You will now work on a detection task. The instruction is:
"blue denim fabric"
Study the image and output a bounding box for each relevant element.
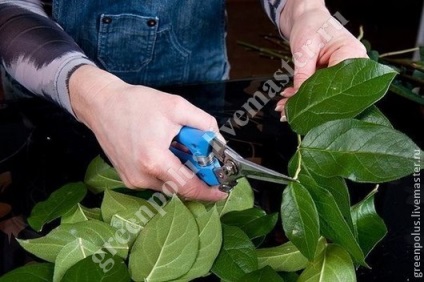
[52,0,229,87]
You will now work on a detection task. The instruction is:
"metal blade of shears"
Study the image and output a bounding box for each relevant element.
[210,137,296,189]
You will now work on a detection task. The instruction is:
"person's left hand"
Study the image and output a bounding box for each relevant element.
[274,0,368,121]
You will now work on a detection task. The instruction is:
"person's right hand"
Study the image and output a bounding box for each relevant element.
[69,65,228,202]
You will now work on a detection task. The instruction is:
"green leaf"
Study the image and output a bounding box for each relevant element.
[286,58,397,135]
[351,188,387,257]
[101,189,157,224]
[109,212,143,248]
[84,155,125,194]
[368,50,380,62]
[185,201,208,217]
[61,204,101,224]
[288,154,355,234]
[281,182,320,260]
[237,266,284,282]
[0,263,54,282]
[17,219,129,262]
[176,205,222,281]
[62,253,130,282]
[298,244,356,282]
[356,105,393,127]
[213,177,254,216]
[27,182,87,232]
[300,119,423,183]
[278,272,299,282]
[211,225,258,281]
[221,207,278,240]
[53,238,101,282]
[256,241,308,272]
[128,196,199,282]
[296,172,366,266]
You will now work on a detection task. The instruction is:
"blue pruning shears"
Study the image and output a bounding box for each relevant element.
[170,126,295,192]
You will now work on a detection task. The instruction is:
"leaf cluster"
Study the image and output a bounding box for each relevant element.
[1,58,423,282]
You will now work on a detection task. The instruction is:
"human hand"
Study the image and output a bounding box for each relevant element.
[275,0,368,120]
[69,65,227,201]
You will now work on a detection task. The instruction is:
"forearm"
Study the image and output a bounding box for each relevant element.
[0,0,95,115]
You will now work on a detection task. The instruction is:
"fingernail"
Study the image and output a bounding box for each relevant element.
[275,105,284,112]
[280,115,287,122]
[280,89,288,97]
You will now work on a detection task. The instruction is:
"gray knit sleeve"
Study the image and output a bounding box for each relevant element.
[0,0,96,115]
[259,0,287,38]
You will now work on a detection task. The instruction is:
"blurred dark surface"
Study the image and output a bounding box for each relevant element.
[0,77,423,281]
[226,0,423,79]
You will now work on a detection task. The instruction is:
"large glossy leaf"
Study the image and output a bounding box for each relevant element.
[185,201,208,217]
[281,182,320,260]
[211,225,258,281]
[128,196,199,282]
[53,238,100,282]
[298,244,356,282]
[0,263,53,282]
[84,155,125,193]
[237,266,283,282]
[176,205,222,281]
[286,58,397,134]
[288,153,354,234]
[300,119,424,183]
[109,212,143,248]
[61,204,101,224]
[62,253,130,282]
[355,105,393,127]
[101,189,157,223]
[27,182,87,232]
[17,219,129,262]
[221,207,278,240]
[213,177,254,216]
[296,172,366,266]
[256,241,308,272]
[351,188,387,257]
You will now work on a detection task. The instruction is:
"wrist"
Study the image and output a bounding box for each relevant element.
[280,0,328,39]
[68,65,123,128]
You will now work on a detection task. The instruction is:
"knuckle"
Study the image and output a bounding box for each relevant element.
[181,185,202,200]
[142,160,163,178]
[171,95,188,110]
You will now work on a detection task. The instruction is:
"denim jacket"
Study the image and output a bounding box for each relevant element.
[52,0,229,87]
[0,0,285,114]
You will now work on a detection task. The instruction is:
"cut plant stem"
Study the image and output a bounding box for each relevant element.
[389,84,424,105]
[237,41,291,60]
[379,47,419,58]
[293,134,302,180]
[380,58,424,72]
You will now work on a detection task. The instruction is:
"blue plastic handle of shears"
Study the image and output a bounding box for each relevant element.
[170,126,221,186]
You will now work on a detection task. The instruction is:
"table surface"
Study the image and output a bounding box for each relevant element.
[0,78,423,281]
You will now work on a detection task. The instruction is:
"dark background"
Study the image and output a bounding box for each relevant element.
[226,0,423,78]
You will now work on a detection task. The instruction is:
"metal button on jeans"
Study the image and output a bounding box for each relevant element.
[102,16,112,24]
[147,19,157,27]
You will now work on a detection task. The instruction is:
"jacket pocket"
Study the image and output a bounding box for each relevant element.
[97,13,156,72]
[145,26,191,85]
